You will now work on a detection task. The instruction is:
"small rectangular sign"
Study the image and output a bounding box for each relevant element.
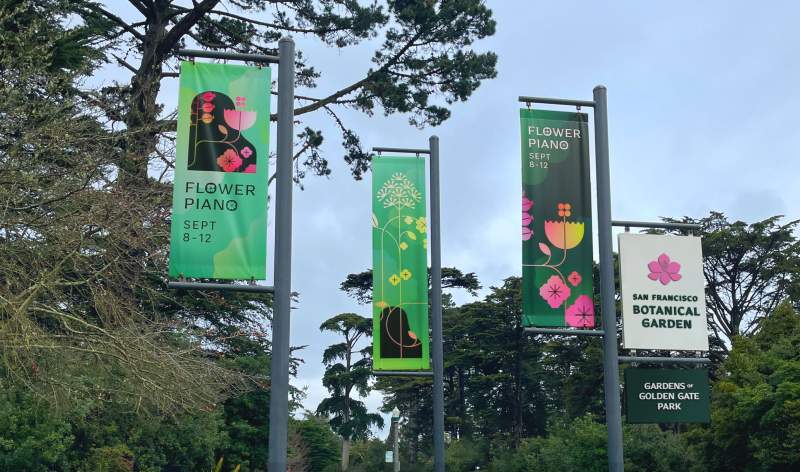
[625,368,710,423]
[385,451,394,463]
[169,61,270,280]
[372,156,430,371]
[520,109,594,328]
[619,233,709,351]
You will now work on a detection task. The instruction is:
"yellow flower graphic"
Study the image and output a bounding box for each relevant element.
[400,269,412,281]
[375,300,388,309]
[389,274,401,286]
[404,216,414,225]
[416,217,427,233]
[399,242,408,250]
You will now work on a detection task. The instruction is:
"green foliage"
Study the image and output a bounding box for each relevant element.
[690,301,800,471]
[444,437,489,472]
[347,439,389,472]
[292,415,341,472]
[0,387,73,471]
[488,416,701,472]
[84,444,134,472]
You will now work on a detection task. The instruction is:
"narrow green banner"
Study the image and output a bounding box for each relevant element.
[372,156,429,371]
[169,61,270,280]
[521,109,594,327]
[624,368,710,423]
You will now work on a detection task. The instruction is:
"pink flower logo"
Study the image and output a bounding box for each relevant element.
[539,275,571,309]
[565,295,595,328]
[201,91,216,102]
[567,271,582,287]
[240,146,253,158]
[647,253,682,285]
[522,226,532,241]
[243,164,256,174]
[217,149,242,172]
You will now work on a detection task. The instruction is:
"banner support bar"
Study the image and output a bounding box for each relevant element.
[525,327,606,337]
[518,96,595,108]
[372,146,431,155]
[168,281,274,293]
[177,48,280,64]
[619,356,711,365]
[612,220,702,231]
[267,36,295,472]
[373,371,434,377]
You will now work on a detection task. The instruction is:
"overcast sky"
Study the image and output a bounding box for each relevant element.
[94,1,800,436]
[283,0,800,434]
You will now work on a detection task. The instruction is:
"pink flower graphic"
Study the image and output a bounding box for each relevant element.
[202,102,215,113]
[217,149,242,172]
[243,164,256,174]
[224,109,257,131]
[522,193,533,211]
[522,226,532,241]
[568,271,582,287]
[522,212,532,226]
[201,91,216,102]
[522,192,533,240]
[648,253,682,285]
[240,146,253,158]
[539,275,571,309]
[565,295,595,328]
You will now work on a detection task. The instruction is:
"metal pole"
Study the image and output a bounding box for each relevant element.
[594,85,624,471]
[393,419,400,472]
[429,136,445,472]
[268,36,294,472]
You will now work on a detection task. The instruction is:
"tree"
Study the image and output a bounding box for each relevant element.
[690,301,800,471]
[317,313,383,471]
[339,267,480,463]
[292,414,342,472]
[73,0,497,185]
[664,213,800,347]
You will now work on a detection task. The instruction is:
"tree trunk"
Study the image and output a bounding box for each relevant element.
[341,438,351,471]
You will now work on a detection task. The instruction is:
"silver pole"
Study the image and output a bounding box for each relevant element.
[268,36,295,472]
[594,85,624,471]
[429,136,445,472]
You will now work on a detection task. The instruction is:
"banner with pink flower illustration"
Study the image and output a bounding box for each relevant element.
[169,61,270,279]
[520,109,594,327]
[372,156,429,371]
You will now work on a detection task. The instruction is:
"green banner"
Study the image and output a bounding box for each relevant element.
[372,156,429,371]
[521,109,594,327]
[169,61,270,280]
[624,368,710,423]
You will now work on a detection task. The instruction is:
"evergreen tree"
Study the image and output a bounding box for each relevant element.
[317,313,383,470]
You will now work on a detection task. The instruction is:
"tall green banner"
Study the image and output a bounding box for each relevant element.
[169,61,270,280]
[372,156,429,370]
[521,109,594,327]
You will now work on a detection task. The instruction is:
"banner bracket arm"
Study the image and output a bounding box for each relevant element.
[524,328,606,337]
[518,96,595,107]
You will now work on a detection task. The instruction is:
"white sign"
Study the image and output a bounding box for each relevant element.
[385,451,394,463]
[619,234,709,351]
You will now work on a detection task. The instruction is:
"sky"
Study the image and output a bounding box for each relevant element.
[92,1,800,436]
